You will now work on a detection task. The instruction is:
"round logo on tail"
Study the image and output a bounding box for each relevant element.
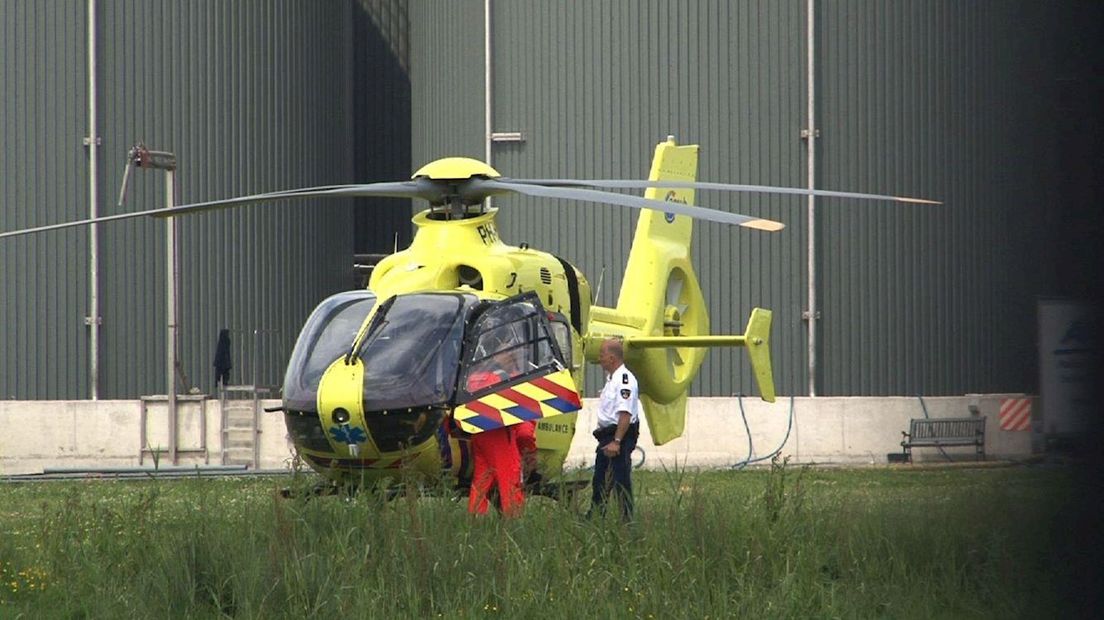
[664,190,683,223]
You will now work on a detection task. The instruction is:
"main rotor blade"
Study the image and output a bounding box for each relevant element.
[474,179,785,231]
[0,180,433,240]
[0,210,159,239]
[149,180,434,218]
[505,178,941,205]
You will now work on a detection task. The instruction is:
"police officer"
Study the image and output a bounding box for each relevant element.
[589,338,640,521]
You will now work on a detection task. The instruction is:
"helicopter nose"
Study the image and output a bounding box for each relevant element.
[318,358,371,458]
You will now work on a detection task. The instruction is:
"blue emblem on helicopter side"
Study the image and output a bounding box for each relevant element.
[329,425,367,444]
[664,190,686,223]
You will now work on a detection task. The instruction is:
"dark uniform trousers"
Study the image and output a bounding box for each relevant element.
[590,422,640,521]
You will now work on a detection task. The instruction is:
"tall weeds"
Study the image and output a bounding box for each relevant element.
[0,466,1077,618]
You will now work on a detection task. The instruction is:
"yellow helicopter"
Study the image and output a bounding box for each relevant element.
[280,138,782,492]
[1,136,934,493]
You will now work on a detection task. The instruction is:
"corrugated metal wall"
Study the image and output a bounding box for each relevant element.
[409,0,485,161]
[816,2,1056,395]
[0,2,91,399]
[408,0,1081,397]
[5,1,1094,400]
[1,0,411,399]
[351,0,414,254]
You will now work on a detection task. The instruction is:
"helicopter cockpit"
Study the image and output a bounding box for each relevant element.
[282,289,570,456]
[458,297,565,400]
[283,289,378,413]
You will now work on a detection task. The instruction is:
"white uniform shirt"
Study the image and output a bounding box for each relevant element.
[596,363,640,429]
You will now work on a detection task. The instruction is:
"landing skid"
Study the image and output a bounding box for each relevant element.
[279,479,358,499]
[279,476,591,504]
[526,478,591,501]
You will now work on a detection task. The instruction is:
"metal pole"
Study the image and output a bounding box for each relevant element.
[484,0,492,167]
[805,0,818,397]
[252,328,260,469]
[166,169,178,464]
[484,0,493,209]
[86,0,100,400]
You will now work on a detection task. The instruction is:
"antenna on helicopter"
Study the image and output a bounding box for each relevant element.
[593,266,606,304]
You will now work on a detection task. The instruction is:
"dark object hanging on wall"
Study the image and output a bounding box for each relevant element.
[213,329,232,387]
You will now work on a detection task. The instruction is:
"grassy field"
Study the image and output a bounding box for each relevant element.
[0,461,1092,618]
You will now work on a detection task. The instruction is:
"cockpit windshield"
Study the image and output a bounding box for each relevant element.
[283,290,377,411]
[459,292,568,400]
[357,292,477,411]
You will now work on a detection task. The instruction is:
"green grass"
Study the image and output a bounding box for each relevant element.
[0,462,1086,618]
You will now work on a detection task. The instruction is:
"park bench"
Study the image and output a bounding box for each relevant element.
[900,417,986,462]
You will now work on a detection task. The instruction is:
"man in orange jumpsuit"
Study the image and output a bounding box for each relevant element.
[466,346,530,517]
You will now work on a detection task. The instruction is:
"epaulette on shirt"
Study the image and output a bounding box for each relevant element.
[621,372,629,384]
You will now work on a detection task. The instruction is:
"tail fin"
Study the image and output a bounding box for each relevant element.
[588,137,775,445]
[588,137,708,444]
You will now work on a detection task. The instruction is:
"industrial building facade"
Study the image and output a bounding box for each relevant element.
[2,1,1100,400]
[1,1,412,399]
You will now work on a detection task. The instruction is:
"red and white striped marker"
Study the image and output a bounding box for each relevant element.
[999,398,1032,431]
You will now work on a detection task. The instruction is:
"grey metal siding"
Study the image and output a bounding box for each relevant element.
[5,1,1095,400]
[352,0,415,254]
[409,0,485,164]
[816,1,1056,395]
[0,1,90,399]
[409,0,1088,397]
[1,0,411,399]
[411,0,809,397]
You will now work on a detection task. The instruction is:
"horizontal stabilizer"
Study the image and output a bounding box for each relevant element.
[623,307,775,403]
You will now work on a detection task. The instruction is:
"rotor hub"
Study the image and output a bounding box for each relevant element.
[412,157,501,181]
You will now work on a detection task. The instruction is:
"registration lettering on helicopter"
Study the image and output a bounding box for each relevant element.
[477,222,499,245]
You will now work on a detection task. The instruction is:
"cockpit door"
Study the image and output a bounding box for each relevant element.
[453,292,582,434]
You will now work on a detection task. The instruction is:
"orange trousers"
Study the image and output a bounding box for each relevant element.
[468,425,524,516]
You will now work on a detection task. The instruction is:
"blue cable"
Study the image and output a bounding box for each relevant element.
[732,395,795,469]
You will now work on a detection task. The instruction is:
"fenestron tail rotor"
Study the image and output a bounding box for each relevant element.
[664,272,689,369]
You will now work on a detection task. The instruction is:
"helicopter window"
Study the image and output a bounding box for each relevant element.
[460,295,567,399]
[362,407,448,454]
[284,410,334,452]
[357,292,476,412]
[283,290,377,411]
[548,316,572,363]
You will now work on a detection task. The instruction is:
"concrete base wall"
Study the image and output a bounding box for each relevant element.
[0,395,1037,476]
[566,394,1036,470]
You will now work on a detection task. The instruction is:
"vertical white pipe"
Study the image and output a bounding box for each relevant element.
[166,170,177,464]
[484,0,492,166]
[483,0,493,211]
[87,0,99,399]
[806,0,817,397]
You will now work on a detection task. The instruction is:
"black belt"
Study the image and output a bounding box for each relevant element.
[593,421,639,442]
